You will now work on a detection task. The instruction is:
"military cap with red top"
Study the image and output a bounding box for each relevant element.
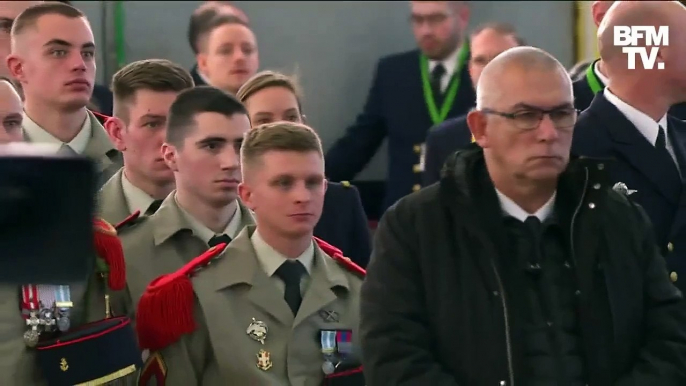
[136,237,365,352]
[33,217,142,385]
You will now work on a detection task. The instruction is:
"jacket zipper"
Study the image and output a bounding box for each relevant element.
[491,258,515,386]
[490,167,589,386]
[570,167,589,265]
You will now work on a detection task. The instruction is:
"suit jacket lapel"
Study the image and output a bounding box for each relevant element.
[666,117,686,234]
[667,116,686,180]
[590,93,681,204]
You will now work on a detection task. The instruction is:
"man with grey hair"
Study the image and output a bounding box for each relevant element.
[572,1,686,294]
[361,45,686,385]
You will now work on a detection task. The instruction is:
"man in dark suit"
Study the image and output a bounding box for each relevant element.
[325,1,475,215]
[187,1,249,88]
[573,1,686,118]
[572,0,686,292]
[423,22,524,186]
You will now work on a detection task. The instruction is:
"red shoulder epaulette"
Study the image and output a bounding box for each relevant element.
[90,110,111,126]
[93,218,126,290]
[313,237,366,277]
[114,210,141,231]
[136,243,229,352]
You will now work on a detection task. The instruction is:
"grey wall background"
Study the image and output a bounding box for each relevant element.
[73,1,575,181]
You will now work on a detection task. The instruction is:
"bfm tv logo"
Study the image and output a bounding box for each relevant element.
[614,26,668,70]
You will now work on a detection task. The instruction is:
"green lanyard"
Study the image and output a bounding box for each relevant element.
[420,41,470,125]
[586,60,604,95]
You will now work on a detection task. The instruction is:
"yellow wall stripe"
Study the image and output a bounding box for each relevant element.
[575,1,599,63]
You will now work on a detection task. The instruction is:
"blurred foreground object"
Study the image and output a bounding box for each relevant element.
[0,142,96,283]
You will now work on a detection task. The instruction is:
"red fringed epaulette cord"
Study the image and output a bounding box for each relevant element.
[115,210,141,231]
[136,243,228,352]
[91,111,111,125]
[93,218,126,291]
[313,237,366,276]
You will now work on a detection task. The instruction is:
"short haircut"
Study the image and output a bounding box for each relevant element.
[188,8,221,55]
[236,71,303,112]
[471,21,526,46]
[11,2,84,37]
[166,86,248,146]
[196,14,249,54]
[241,121,323,171]
[111,59,195,122]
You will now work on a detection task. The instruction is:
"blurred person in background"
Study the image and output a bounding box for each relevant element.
[187,1,249,87]
[0,1,39,79]
[237,70,372,267]
[423,21,524,186]
[7,2,122,187]
[192,14,257,94]
[0,77,24,143]
[325,1,474,218]
[100,59,195,225]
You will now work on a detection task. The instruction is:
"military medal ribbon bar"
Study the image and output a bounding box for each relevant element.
[320,330,337,375]
[21,285,41,347]
[54,285,72,332]
[336,330,353,358]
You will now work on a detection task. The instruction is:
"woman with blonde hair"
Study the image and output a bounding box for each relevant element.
[237,71,372,267]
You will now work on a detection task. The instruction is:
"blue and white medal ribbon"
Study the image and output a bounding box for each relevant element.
[54,285,72,332]
[320,330,337,375]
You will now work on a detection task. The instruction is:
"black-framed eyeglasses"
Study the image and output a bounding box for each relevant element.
[480,107,579,131]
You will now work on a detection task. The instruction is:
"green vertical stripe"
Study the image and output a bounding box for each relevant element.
[113,1,126,68]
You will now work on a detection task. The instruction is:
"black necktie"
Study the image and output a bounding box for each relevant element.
[145,199,163,216]
[431,63,446,104]
[274,260,307,315]
[208,234,231,247]
[524,216,543,275]
[656,126,667,150]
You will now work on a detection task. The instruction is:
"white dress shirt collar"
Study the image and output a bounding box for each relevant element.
[495,189,556,223]
[121,172,156,215]
[593,60,610,87]
[22,112,91,154]
[176,196,243,242]
[604,87,668,146]
[428,43,464,92]
[251,229,314,276]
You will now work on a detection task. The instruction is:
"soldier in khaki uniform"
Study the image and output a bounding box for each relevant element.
[6,3,121,188]
[99,59,195,225]
[136,122,365,386]
[117,86,255,311]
